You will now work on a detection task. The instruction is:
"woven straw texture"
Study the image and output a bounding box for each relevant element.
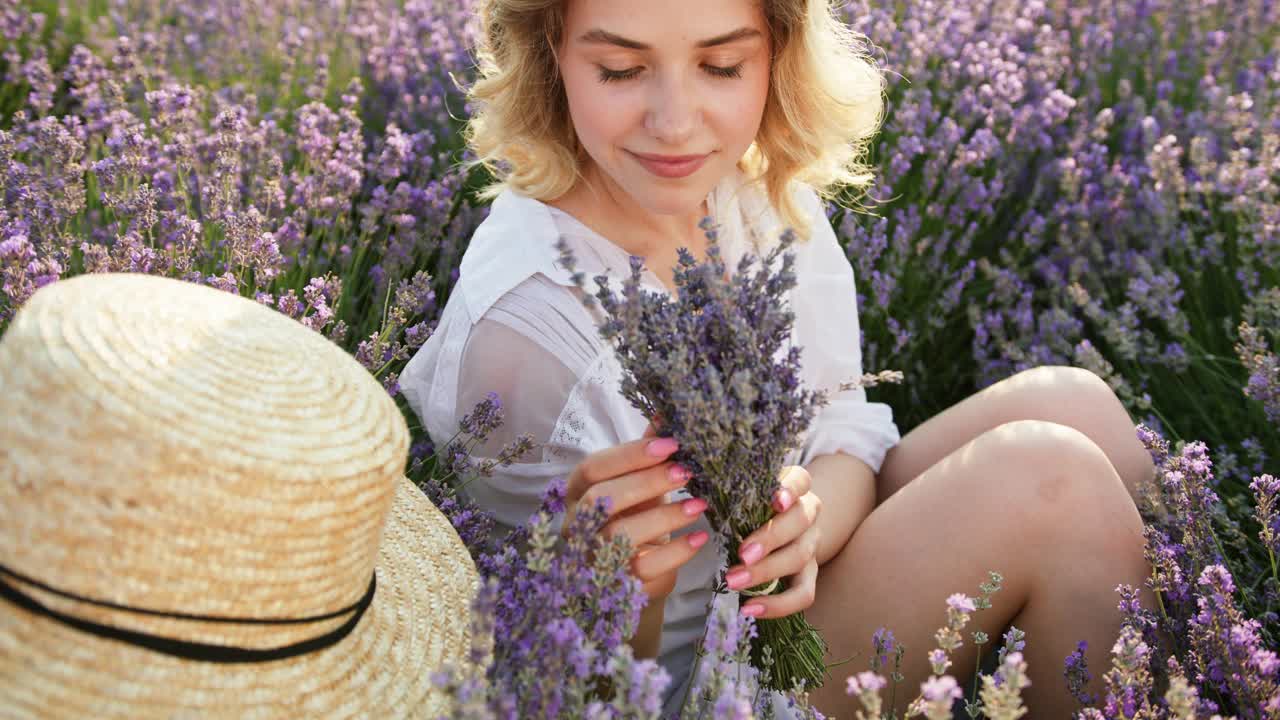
[0,273,478,718]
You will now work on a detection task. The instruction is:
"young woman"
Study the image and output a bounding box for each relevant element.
[401,0,1161,715]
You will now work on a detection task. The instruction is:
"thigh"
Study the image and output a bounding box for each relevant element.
[803,419,1139,717]
[875,365,1154,505]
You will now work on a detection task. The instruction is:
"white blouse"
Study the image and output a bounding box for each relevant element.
[400,166,900,714]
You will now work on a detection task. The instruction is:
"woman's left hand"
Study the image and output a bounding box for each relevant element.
[728,465,822,619]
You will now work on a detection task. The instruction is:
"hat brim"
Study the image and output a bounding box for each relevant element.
[0,476,478,719]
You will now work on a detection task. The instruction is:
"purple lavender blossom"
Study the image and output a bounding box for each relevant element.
[433,476,668,718]
[1187,565,1280,719]
[1064,640,1098,707]
[1237,321,1280,424]
[1250,475,1280,560]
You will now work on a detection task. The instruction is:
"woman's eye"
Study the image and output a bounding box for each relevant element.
[595,63,745,84]
[597,66,642,84]
[704,63,744,79]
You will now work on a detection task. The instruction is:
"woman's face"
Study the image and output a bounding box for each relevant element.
[555,0,771,216]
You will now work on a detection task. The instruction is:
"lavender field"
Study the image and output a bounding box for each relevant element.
[0,0,1276,717]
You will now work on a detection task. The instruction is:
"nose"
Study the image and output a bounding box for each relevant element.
[644,68,700,146]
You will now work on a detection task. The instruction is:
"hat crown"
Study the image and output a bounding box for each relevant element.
[0,273,408,647]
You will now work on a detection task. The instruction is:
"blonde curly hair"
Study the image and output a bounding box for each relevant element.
[460,0,885,240]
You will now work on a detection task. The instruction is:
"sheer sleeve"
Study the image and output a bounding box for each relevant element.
[444,274,612,529]
[455,317,581,464]
[791,191,901,473]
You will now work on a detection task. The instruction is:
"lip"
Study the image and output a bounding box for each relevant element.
[628,150,711,179]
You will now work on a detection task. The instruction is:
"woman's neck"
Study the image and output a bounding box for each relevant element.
[547,194,716,293]
[548,167,711,259]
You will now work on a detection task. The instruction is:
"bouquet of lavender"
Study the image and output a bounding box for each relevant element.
[421,394,827,719]
[558,218,835,693]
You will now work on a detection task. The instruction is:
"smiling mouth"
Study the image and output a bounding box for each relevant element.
[628,150,712,179]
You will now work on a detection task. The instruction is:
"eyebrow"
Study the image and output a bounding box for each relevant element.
[577,26,762,50]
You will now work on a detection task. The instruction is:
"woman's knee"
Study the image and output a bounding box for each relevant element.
[1005,365,1155,495]
[979,419,1145,546]
[1007,365,1120,415]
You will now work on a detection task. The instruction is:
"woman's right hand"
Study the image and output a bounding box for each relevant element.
[563,423,710,603]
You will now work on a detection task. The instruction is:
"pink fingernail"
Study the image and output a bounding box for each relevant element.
[668,464,691,484]
[740,542,764,565]
[687,531,709,549]
[646,437,679,457]
[726,569,750,589]
[682,498,708,516]
[775,489,794,512]
[740,603,764,618]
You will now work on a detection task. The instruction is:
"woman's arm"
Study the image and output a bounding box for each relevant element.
[805,451,878,566]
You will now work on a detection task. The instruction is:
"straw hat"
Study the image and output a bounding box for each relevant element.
[0,273,479,718]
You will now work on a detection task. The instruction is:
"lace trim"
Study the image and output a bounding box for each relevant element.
[546,350,615,462]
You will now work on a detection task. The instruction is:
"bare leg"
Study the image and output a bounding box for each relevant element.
[805,419,1156,717]
[876,366,1157,507]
